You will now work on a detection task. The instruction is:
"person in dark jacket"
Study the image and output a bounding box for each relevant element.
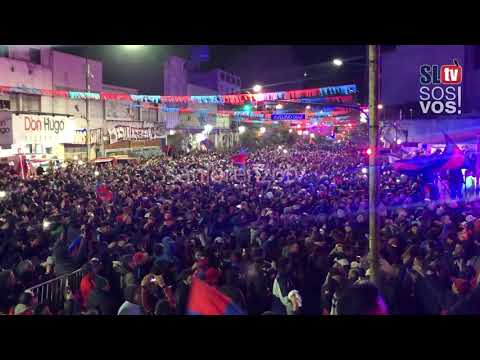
[337,282,389,315]
[245,261,271,315]
[87,276,115,315]
[175,269,192,315]
[0,270,17,315]
[219,267,246,311]
[447,282,480,314]
[271,257,296,315]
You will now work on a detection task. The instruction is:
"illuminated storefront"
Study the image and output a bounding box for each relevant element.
[0,112,87,160]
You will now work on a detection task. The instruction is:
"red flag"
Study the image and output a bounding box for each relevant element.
[230,153,248,166]
[187,277,244,315]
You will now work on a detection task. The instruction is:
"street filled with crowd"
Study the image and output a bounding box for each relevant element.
[1,139,480,315]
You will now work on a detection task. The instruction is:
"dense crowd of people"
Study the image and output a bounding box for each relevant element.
[1,139,480,315]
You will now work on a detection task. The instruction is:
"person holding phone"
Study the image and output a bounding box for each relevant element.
[140,273,175,315]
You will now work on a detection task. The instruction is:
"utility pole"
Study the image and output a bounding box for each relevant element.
[85,58,90,161]
[368,45,380,285]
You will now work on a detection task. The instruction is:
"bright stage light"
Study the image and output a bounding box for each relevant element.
[332,58,343,67]
[204,124,213,133]
[253,84,262,93]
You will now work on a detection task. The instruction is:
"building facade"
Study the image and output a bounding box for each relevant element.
[0,46,166,160]
[163,55,242,96]
[163,54,239,149]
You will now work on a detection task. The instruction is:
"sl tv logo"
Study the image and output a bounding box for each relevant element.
[420,59,462,85]
[442,60,462,84]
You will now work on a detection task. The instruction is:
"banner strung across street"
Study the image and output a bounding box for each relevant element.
[107,126,164,144]
[0,84,358,105]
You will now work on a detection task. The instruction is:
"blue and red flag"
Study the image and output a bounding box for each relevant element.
[437,133,465,171]
[67,236,82,256]
[187,277,245,315]
[392,133,464,175]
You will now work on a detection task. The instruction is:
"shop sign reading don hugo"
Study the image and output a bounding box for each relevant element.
[11,114,77,145]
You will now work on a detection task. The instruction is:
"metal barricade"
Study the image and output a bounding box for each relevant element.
[26,268,84,312]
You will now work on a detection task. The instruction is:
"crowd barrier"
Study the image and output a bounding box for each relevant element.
[26,268,84,311]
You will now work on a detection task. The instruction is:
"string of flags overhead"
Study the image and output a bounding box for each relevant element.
[0,84,357,105]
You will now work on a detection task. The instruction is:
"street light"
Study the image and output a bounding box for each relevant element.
[396,139,402,145]
[306,105,311,110]
[0,191,6,199]
[377,104,384,110]
[238,126,246,134]
[253,84,262,93]
[259,127,266,134]
[275,104,283,110]
[332,58,343,67]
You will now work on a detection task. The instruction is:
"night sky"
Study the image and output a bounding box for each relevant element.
[54,45,367,100]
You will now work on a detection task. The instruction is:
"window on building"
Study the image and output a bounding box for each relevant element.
[141,107,158,123]
[21,94,41,112]
[35,144,42,154]
[0,100,10,110]
[45,147,53,154]
[0,46,8,58]
[26,145,33,154]
[29,48,41,65]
